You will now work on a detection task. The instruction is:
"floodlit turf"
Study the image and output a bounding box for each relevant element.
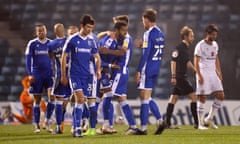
[0,124,240,144]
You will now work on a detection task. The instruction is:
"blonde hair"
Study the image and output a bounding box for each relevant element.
[54,23,65,36]
[180,26,193,40]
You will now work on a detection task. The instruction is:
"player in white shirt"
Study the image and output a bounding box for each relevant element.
[194,24,224,130]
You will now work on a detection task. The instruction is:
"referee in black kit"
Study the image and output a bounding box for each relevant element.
[165,26,199,129]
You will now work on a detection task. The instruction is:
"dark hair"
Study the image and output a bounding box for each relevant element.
[205,24,218,34]
[80,14,95,26]
[35,23,46,28]
[114,21,128,30]
[113,15,129,24]
[180,26,193,40]
[142,8,157,22]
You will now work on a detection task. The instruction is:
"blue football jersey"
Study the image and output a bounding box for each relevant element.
[25,38,52,76]
[99,35,117,68]
[63,33,98,78]
[89,33,99,75]
[137,26,165,76]
[115,33,133,74]
[48,37,67,78]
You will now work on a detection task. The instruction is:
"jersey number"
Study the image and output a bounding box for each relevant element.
[152,45,164,61]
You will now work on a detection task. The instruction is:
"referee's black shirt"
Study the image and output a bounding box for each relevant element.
[171,42,190,78]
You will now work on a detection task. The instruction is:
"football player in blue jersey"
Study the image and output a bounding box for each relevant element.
[97,25,118,134]
[25,24,54,133]
[66,25,79,134]
[135,9,166,135]
[98,21,140,135]
[61,14,101,137]
[97,15,128,134]
[81,27,101,136]
[48,23,72,134]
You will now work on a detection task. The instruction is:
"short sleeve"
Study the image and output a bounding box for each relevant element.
[171,50,179,61]
[194,42,202,57]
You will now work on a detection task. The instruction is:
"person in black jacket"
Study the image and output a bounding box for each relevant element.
[165,26,199,129]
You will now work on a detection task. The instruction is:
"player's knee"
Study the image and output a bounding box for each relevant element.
[49,95,55,101]
[169,95,178,104]
[117,96,126,102]
[198,95,206,103]
[215,92,224,101]
[189,93,198,102]
[34,97,42,104]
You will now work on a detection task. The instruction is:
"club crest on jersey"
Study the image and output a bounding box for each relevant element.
[143,41,148,48]
[211,51,215,56]
[172,50,178,58]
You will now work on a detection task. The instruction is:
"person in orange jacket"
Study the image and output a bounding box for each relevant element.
[13,76,46,124]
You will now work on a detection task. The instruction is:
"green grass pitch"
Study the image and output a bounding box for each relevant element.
[0,124,240,144]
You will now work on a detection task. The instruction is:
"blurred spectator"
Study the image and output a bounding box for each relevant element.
[12,76,46,124]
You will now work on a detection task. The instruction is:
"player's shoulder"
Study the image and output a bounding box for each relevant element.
[124,33,133,41]
[46,38,52,42]
[151,26,164,34]
[178,42,187,50]
[172,49,179,58]
[212,41,218,46]
[68,32,79,41]
[195,39,205,47]
[48,38,60,47]
[28,38,38,44]
[87,34,96,42]
[125,33,131,39]
[100,35,112,43]
[149,26,165,39]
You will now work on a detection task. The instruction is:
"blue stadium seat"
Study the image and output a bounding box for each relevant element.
[17,66,26,75]
[10,85,22,95]
[0,85,11,96]
[1,66,17,76]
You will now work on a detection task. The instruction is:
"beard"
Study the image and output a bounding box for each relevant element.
[38,35,45,40]
[144,25,149,30]
[208,37,216,42]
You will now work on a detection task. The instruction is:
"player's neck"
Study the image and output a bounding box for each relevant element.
[56,34,65,38]
[204,38,213,45]
[182,40,189,47]
[148,23,156,29]
[38,37,47,42]
[79,30,88,38]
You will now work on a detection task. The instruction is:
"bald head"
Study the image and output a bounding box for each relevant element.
[54,23,65,38]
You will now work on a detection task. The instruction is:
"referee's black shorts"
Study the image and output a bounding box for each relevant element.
[172,78,194,96]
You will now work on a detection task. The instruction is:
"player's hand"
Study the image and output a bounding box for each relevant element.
[134,39,143,48]
[171,77,177,85]
[109,31,115,39]
[96,70,102,80]
[61,76,68,86]
[197,74,204,85]
[135,72,141,84]
[216,71,223,81]
[99,46,109,54]
[111,64,120,70]
[28,75,35,84]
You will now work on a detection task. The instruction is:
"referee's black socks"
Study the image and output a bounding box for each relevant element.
[190,102,198,127]
[166,103,174,127]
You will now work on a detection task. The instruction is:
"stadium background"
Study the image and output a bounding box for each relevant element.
[0,0,239,102]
